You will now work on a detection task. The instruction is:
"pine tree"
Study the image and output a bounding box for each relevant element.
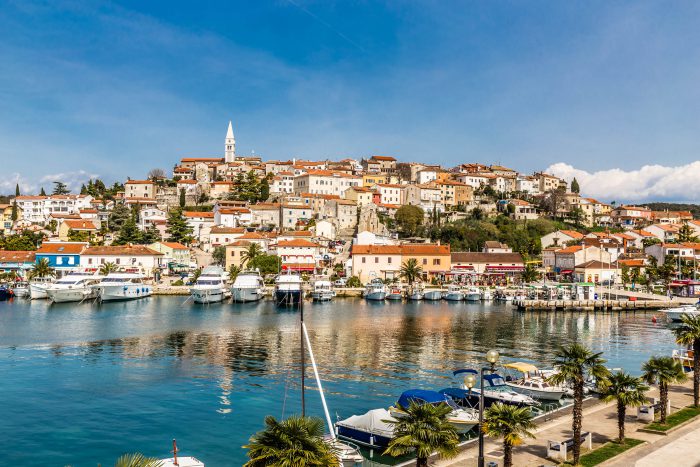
[39,187,46,196]
[141,225,161,244]
[259,177,270,202]
[571,177,580,193]
[113,217,142,245]
[165,208,194,245]
[52,181,70,195]
[80,184,87,195]
[179,188,186,208]
[107,203,132,232]
[15,183,20,197]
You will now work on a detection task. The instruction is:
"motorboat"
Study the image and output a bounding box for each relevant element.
[29,277,55,299]
[311,280,335,302]
[231,269,265,302]
[408,284,425,301]
[190,266,229,304]
[386,285,403,300]
[503,362,568,401]
[424,288,444,300]
[46,273,103,303]
[672,348,694,373]
[388,389,478,434]
[443,284,465,301]
[0,285,13,301]
[464,286,482,302]
[11,281,29,298]
[481,287,493,301]
[446,369,537,407]
[275,270,303,307]
[159,440,204,467]
[664,303,700,322]
[336,408,396,449]
[94,273,152,302]
[493,287,513,302]
[363,278,386,301]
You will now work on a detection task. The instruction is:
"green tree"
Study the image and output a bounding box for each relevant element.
[547,344,610,465]
[241,243,264,267]
[521,263,540,283]
[482,403,536,467]
[165,208,194,245]
[28,258,55,280]
[11,183,19,221]
[67,229,90,242]
[600,372,649,442]
[641,356,687,423]
[259,177,270,201]
[141,225,161,244]
[108,204,132,232]
[114,453,163,467]
[248,254,282,275]
[400,258,423,286]
[15,183,20,197]
[52,181,70,195]
[228,265,241,282]
[113,217,143,245]
[394,205,424,237]
[346,276,362,288]
[212,246,226,266]
[243,415,339,467]
[179,188,186,208]
[621,264,630,286]
[470,207,484,220]
[678,221,697,243]
[99,262,119,275]
[674,314,700,407]
[571,177,580,193]
[384,401,459,467]
[47,219,58,234]
[39,187,46,196]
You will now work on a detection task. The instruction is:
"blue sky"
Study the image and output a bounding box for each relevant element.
[2,1,700,201]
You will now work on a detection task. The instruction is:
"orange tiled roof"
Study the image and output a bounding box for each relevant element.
[36,243,87,254]
[82,245,163,256]
[63,220,97,230]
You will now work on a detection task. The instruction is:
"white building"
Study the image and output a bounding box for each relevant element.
[270,171,295,194]
[81,245,164,276]
[225,121,236,163]
[293,170,362,196]
[454,173,490,189]
[214,206,252,228]
[404,184,444,213]
[375,184,404,205]
[14,194,94,224]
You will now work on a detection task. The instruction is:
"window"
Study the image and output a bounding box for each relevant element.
[388,257,392,264]
[362,257,366,264]
[433,258,440,266]
[68,257,74,265]
[375,257,379,264]
[422,258,427,265]
[56,257,63,265]
[116,259,120,264]
[88,258,93,265]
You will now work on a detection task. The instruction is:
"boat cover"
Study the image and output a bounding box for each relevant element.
[503,362,538,373]
[397,389,449,407]
[337,409,394,436]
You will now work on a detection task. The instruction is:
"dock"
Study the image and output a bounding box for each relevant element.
[514,299,671,311]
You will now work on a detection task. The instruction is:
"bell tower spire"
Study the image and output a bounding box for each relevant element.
[225,121,235,162]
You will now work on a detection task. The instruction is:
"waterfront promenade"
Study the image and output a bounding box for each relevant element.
[435,381,699,467]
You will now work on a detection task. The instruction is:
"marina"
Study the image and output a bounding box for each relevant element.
[0,296,682,466]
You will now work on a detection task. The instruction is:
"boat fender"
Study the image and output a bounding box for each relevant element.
[652,315,657,323]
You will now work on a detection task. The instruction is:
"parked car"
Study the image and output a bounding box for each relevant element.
[334,278,347,287]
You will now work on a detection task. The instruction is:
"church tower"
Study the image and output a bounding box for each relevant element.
[225,120,236,162]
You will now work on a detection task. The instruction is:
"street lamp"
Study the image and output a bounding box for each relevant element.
[464,349,500,467]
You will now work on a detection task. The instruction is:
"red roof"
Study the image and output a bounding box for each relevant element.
[36,243,87,254]
[0,251,36,263]
[63,220,97,230]
[82,245,163,256]
[276,239,320,248]
[183,211,214,218]
[158,242,189,250]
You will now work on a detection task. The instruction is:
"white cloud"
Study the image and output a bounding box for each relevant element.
[546,161,700,203]
[0,171,99,195]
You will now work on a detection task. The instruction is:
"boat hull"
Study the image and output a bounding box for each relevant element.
[191,288,226,304]
[506,384,566,401]
[408,292,424,300]
[0,288,13,301]
[275,289,302,307]
[47,288,97,303]
[424,290,443,300]
[443,292,464,301]
[232,287,263,302]
[12,287,29,298]
[336,425,393,449]
[465,293,481,302]
[98,285,152,302]
[665,308,700,322]
[385,293,403,300]
[29,284,50,300]
[311,291,334,301]
[365,291,386,301]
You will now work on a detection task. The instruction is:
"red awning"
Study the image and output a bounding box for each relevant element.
[452,265,475,269]
[485,266,524,271]
[560,269,574,274]
[282,264,315,271]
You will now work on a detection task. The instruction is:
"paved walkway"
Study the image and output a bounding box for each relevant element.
[434,383,699,467]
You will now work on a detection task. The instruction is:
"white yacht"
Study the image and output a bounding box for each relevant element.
[29,277,55,299]
[46,273,103,303]
[386,284,404,300]
[424,288,444,300]
[12,281,29,298]
[503,362,568,401]
[443,284,464,301]
[464,286,482,302]
[388,389,478,434]
[95,273,152,302]
[311,280,335,301]
[231,269,265,303]
[364,278,387,301]
[664,303,700,322]
[190,266,229,304]
[275,270,303,307]
[480,287,493,301]
[408,284,425,300]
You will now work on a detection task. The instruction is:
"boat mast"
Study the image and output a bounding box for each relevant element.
[300,289,305,417]
[302,321,336,439]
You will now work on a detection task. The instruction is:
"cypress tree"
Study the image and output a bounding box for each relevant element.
[179,188,186,208]
[571,177,580,193]
[39,187,46,196]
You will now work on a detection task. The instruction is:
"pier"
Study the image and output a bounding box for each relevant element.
[514,298,671,311]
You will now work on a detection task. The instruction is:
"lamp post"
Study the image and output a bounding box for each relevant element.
[464,349,500,467]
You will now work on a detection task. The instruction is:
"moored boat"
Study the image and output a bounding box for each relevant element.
[480,287,493,301]
[408,284,425,300]
[0,285,14,301]
[11,281,29,298]
[311,280,335,301]
[95,273,152,302]
[503,362,567,401]
[46,273,103,303]
[388,389,478,433]
[190,266,229,304]
[464,286,481,302]
[159,440,204,467]
[363,278,386,301]
[443,284,464,301]
[442,369,537,408]
[385,285,403,300]
[336,408,395,449]
[29,277,54,299]
[424,289,444,300]
[664,303,700,322]
[275,270,303,307]
[231,269,265,302]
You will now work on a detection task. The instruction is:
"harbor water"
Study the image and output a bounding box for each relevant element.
[0,297,678,466]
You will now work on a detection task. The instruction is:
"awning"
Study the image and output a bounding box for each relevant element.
[503,362,539,373]
[452,265,474,269]
[282,264,315,271]
[486,266,525,272]
[560,269,574,274]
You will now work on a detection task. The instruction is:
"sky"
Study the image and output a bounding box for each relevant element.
[1,1,700,202]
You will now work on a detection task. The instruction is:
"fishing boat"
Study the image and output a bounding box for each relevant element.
[190,266,229,304]
[672,348,694,373]
[441,369,537,408]
[311,280,335,301]
[503,362,568,401]
[424,288,444,300]
[363,278,386,301]
[408,284,425,300]
[29,277,55,299]
[94,273,152,302]
[11,281,29,298]
[464,286,481,302]
[231,269,265,302]
[159,440,204,467]
[336,408,396,449]
[0,285,13,301]
[275,270,303,307]
[442,284,464,301]
[493,287,513,302]
[480,287,493,301]
[385,284,403,300]
[664,303,700,322]
[46,273,103,303]
[388,389,478,433]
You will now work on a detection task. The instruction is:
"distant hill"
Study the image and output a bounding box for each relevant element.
[645,202,700,219]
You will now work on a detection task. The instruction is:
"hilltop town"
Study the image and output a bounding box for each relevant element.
[1,121,698,292]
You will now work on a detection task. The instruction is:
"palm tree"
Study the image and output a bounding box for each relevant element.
[641,356,687,423]
[114,453,163,467]
[674,313,700,407]
[28,258,55,280]
[243,415,339,467]
[241,243,263,267]
[228,265,241,283]
[547,344,610,465]
[482,403,536,467]
[99,261,119,276]
[600,372,649,442]
[400,258,423,286]
[383,401,459,467]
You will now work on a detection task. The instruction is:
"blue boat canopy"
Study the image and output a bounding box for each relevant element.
[453,369,478,376]
[397,389,448,407]
[484,373,507,386]
[439,387,472,400]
